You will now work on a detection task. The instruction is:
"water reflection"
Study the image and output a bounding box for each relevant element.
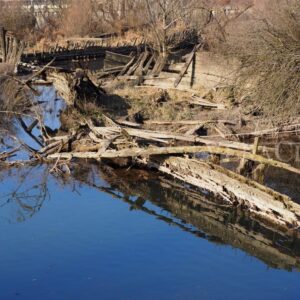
[0,163,299,272]
[0,166,50,223]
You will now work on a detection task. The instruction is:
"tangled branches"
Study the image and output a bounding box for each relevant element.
[213,0,300,124]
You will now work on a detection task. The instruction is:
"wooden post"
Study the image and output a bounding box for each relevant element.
[174,44,201,88]
[0,27,7,62]
[252,137,260,155]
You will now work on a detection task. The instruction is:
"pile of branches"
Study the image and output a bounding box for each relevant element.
[30,111,300,235]
[0,75,32,135]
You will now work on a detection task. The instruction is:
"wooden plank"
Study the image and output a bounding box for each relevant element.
[119,56,136,76]
[134,51,149,76]
[0,27,6,62]
[143,53,155,75]
[89,126,272,153]
[145,157,300,230]
[105,51,132,65]
[151,55,168,77]
[100,145,300,176]
[127,52,144,76]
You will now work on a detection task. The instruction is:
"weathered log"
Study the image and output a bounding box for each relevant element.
[144,157,300,231]
[144,120,236,126]
[89,126,271,153]
[100,145,300,176]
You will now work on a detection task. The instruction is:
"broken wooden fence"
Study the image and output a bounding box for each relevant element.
[0,27,24,68]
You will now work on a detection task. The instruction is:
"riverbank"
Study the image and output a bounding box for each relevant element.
[1,65,300,238]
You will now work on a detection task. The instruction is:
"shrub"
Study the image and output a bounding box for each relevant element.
[209,0,300,124]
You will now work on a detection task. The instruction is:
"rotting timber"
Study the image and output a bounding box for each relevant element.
[1,32,300,244]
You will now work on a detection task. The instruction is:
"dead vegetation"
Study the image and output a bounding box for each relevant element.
[208,0,300,124]
[0,1,36,40]
[0,75,32,130]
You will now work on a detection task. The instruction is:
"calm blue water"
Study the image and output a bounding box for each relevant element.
[0,85,299,299]
[0,166,299,300]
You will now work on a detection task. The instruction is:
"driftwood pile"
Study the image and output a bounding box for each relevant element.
[35,111,300,236]
[1,66,300,239]
[0,27,24,70]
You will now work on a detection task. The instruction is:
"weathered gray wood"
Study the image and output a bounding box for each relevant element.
[100,144,300,175]
[134,51,149,76]
[145,157,300,231]
[143,53,155,75]
[119,56,136,76]
[89,126,272,152]
[105,51,132,65]
[151,55,168,77]
[0,27,6,62]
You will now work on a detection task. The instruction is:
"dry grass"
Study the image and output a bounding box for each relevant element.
[115,86,203,122]
[0,2,35,40]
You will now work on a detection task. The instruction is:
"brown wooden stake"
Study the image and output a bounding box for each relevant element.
[0,27,6,62]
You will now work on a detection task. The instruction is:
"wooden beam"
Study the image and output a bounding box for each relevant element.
[0,27,6,62]
[100,145,300,176]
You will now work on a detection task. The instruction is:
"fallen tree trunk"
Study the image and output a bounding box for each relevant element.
[144,157,300,233]
[97,145,299,176]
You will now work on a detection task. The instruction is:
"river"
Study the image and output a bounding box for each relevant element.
[0,86,299,299]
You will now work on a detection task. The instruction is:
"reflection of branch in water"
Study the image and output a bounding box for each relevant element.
[0,166,50,222]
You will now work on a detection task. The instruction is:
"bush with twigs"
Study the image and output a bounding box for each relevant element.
[208,0,300,124]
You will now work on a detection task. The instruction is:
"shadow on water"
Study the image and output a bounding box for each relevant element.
[0,162,300,272]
